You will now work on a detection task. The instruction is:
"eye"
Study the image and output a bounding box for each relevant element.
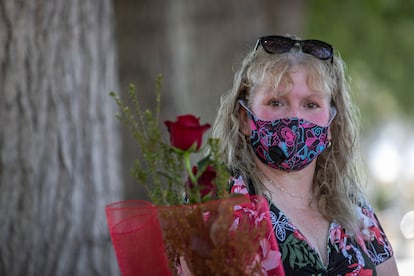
[304,102,319,109]
[269,99,284,107]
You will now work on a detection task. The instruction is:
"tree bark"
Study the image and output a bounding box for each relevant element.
[0,0,122,275]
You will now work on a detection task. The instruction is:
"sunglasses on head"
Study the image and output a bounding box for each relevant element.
[255,35,334,63]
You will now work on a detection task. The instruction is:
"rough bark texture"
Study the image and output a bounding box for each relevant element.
[0,0,122,275]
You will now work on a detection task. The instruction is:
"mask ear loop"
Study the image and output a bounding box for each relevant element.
[238,100,254,138]
[328,106,337,125]
[326,105,336,149]
[238,99,255,117]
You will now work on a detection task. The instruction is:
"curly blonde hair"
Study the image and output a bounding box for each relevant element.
[212,37,367,236]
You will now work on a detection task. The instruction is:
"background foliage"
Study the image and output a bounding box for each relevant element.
[306,0,414,129]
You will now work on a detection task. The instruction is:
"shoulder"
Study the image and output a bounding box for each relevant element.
[355,200,395,266]
[356,201,383,240]
[229,175,249,195]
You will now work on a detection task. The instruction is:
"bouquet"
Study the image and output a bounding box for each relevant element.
[105,76,284,275]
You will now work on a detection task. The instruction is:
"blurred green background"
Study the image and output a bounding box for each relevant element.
[308,0,414,125]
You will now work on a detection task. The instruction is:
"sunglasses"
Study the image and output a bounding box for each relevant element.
[255,35,334,63]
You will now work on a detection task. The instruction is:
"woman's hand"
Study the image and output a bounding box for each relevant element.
[177,256,192,276]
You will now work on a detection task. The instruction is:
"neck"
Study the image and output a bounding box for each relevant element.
[256,159,316,201]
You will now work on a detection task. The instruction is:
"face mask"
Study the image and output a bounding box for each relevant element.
[240,100,335,172]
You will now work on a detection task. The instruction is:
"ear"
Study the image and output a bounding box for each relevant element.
[239,108,251,136]
[327,125,333,147]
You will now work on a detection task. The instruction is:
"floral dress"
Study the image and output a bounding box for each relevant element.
[230,176,394,276]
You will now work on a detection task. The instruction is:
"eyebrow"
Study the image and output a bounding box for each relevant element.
[306,93,327,99]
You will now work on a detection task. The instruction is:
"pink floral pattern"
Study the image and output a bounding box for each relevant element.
[230,192,285,275]
[230,176,394,275]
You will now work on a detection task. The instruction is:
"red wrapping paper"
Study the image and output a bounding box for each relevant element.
[105,200,171,276]
[106,196,285,275]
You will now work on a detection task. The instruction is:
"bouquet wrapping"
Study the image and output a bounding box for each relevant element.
[105,200,171,275]
[106,195,284,275]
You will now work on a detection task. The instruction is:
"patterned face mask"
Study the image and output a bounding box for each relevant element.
[239,100,335,172]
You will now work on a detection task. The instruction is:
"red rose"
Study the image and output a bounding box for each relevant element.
[165,115,211,151]
[186,165,217,198]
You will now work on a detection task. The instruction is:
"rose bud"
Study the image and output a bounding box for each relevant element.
[186,165,217,198]
[165,115,210,151]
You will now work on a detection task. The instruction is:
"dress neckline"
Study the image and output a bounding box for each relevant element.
[267,198,333,269]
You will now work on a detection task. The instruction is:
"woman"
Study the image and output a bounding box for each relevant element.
[212,35,399,275]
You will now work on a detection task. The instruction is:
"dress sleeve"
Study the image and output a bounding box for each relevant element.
[357,203,394,266]
[229,176,285,275]
[229,175,250,195]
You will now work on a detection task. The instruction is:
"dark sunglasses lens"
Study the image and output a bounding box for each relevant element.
[302,40,333,60]
[261,36,295,54]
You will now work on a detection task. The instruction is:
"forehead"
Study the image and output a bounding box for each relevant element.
[250,64,332,98]
[245,52,335,97]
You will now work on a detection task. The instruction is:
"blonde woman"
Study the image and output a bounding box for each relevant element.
[212,35,399,275]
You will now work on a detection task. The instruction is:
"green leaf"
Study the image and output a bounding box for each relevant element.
[196,155,213,175]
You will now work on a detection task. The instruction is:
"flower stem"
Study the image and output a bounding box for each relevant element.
[184,151,202,202]
[184,152,197,185]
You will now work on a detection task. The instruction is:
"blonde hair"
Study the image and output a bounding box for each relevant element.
[212,38,367,236]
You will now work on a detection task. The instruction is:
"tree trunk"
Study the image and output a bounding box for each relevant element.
[0,0,122,275]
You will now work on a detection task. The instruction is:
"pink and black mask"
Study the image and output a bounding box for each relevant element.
[239,100,336,172]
